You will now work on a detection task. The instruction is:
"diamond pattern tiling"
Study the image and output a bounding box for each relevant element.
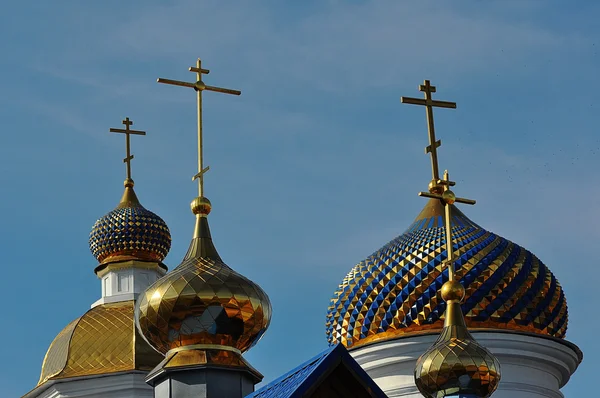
[89,203,171,264]
[137,255,271,355]
[325,199,568,348]
[37,301,163,386]
[415,309,501,398]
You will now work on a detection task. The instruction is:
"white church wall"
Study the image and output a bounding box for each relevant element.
[24,372,154,398]
[350,331,581,398]
[92,261,165,308]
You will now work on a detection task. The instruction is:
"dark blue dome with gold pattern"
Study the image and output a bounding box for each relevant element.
[89,182,171,267]
[326,198,568,348]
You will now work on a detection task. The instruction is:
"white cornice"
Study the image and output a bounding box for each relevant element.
[350,331,582,398]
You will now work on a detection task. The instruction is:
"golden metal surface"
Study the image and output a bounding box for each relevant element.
[167,343,241,355]
[422,170,476,281]
[37,318,80,385]
[148,347,262,380]
[441,280,465,302]
[401,80,456,193]
[157,58,241,197]
[405,105,500,396]
[109,117,146,182]
[191,196,212,216]
[415,298,501,397]
[116,178,141,208]
[138,259,270,352]
[38,301,163,386]
[136,205,271,358]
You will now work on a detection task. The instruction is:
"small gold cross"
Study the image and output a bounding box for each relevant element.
[109,117,146,181]
[401,80,456,193]
[157,58,241,197]
[418,170,475,281]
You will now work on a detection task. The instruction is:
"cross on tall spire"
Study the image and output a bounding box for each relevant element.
[401,80,456,194]
[157,58,241,198]
[109,117,146,181]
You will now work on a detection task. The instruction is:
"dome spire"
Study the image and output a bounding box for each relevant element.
[402,81,501,397]
[136,58,271,395]
[109,117,145,207]
[109,117,147,187]
[401,79,457,194]
[156,58,241,258]
[157,58,241,198]
[413,170,500,397]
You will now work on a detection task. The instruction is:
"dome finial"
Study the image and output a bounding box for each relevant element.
[401,81,500,396]
[157,57,241,200]
[419,170,476,279]
[109,116,147,185]
[414,170,500,397]
[401,79,457,194]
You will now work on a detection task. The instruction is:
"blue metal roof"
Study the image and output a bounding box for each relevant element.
[246,344,387,398]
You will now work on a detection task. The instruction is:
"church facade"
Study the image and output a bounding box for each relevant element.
[23,61,582,398]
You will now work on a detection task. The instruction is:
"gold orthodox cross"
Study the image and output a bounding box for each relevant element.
[401,80,456,193]
[109,117,146,181]
[419,170,475,281]
[157,58,241,197]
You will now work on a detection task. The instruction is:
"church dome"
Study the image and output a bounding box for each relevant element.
[89,179,171,269]
[38,301,164,386]
[326,198,568,348]
[415,281,501,397]
[136,198,271,359]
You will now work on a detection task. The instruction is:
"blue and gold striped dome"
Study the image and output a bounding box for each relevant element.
[89,180,171,268]
[326,198,568,348]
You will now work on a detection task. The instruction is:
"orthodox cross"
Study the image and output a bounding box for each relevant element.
[401,80,456,193]
[109,117,146,181]
[157,58,241,197]
[419,170,475,281]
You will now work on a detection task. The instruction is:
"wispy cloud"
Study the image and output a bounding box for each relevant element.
[30,0,596,102]
[5,1,599,395]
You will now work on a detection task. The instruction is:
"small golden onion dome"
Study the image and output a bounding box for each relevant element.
[415,280,501,397]
[135,197,271,368]
[89,179,171,272]
[37,301,163,387]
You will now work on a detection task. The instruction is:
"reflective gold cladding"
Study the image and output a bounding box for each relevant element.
[136,214,271,356]
[162,348,255,370]
[38,301,163,386]
[415,299,501,398]
[37,318,80,384]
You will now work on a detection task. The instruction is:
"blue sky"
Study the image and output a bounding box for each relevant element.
[1,1,598,396]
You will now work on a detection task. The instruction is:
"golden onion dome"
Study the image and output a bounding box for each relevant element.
[89,179,171,273]
[326,198,568,348]
[37,301,163,386]
[415,281,501,397]
[135,197,271,367]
